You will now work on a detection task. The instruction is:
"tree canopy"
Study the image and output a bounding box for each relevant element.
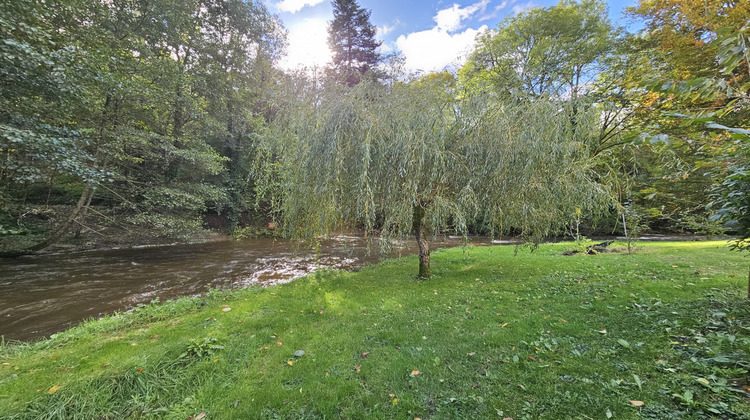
[255,78,609,277]
[459,0,617,100]
[0,0,284,253]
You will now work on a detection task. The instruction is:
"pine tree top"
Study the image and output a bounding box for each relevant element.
[327,0,381,86]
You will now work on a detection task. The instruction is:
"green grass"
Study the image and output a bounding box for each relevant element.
[1,241,750,419]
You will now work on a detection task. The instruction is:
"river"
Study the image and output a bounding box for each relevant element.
[0,234,711,342]
[0,235,500,342]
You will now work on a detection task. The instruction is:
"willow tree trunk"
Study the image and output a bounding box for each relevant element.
[413,205,430,278]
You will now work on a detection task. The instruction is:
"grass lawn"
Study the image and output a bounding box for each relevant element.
[1,241,750,419]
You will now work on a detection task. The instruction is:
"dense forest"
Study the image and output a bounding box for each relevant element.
[1,0,748,257]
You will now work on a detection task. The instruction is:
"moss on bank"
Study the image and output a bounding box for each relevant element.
[1,241,749,419]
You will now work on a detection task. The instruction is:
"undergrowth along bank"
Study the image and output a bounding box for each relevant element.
[1,241,749,419]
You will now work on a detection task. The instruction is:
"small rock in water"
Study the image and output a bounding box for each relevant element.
[293,350,305,357]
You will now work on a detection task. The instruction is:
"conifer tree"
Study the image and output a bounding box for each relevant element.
[327,0,381,86]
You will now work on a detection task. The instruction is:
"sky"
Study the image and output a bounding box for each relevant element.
[270,0,643,73]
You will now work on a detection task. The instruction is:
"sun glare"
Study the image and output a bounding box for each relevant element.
[280,19,333,70]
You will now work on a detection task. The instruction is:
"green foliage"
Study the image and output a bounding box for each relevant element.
[179,337,225,361]
[459,0,618,99]
[0,0,285,249]
[636,22,750,244]
[257,79,609,261]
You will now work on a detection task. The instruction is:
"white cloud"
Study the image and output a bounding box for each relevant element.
[434,0,490,32]
[278,18,332,70]
[377,22,398,39]
[396,25,486,73]
[512,1,535,14]
[479,1,512,21]
[275,0,324,13]
[395,1,492,73]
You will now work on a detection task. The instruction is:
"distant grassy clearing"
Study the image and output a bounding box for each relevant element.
[1,241,749,419]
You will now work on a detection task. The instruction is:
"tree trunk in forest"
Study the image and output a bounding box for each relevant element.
[25,183,96,253]
[413,205,430,279]
[73,189,95,239]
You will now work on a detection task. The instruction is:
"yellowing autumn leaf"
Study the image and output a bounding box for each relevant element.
[48,385,62,394]
[696,378,710,386]
[501,323,509,328]
[287,361,294,366]
[629,400,644,407]
[410,370,420,376]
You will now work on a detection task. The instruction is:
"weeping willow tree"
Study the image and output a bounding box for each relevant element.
[255,78,610,278]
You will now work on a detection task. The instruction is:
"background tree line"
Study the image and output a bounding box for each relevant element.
[1,0,748,259]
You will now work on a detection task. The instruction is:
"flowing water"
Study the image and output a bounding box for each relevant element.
[0,234,709,342]
[0,235,500,341]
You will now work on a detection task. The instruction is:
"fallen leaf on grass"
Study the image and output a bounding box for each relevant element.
[48,385,62,394]
[355,365,361,373]
[287,361,294,366]
[501,323,509,328]
[410,370,420,376]
[629,400,644,407]
[468,352,476,356]
[361,352,370,359]
[137,368,143,373]
[696,378,710,386]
